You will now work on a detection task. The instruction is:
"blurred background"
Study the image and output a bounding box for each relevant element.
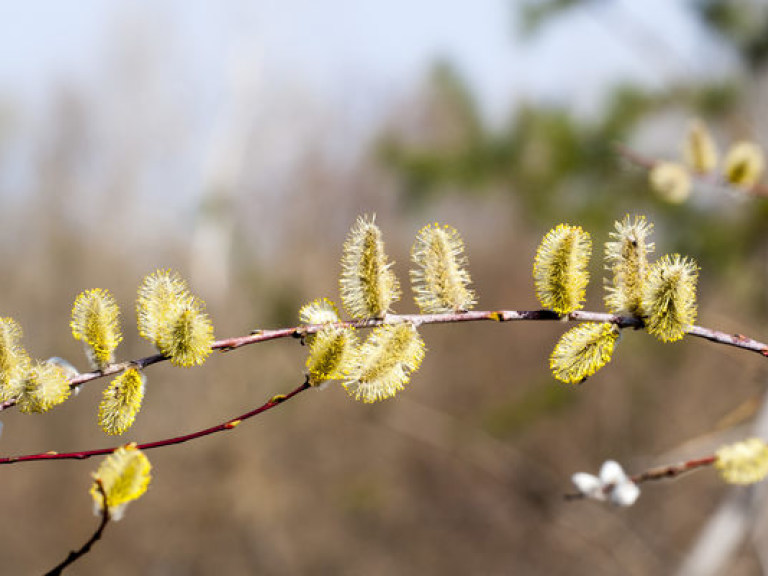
[0,0,767,574]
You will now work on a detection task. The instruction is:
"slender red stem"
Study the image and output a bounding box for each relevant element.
[629,455,717,484]
[0,380,311,465]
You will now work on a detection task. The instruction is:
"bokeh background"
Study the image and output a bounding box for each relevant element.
[1,1,767,574]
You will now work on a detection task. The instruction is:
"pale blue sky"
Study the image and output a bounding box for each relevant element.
[0,1,719,120]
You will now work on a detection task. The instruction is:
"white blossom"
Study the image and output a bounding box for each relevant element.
[571,460,640,507]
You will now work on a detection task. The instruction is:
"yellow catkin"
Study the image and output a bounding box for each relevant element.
[344,323,425,402]
[683,119,718,174]
[299,298,341,325]
[98,368,146,435]
[550,323,619,384]
[71,288,123,370]
[533,224,591,314]
[137,270,214,366]
[410,223,476,313]
[643,254,698,342]
[306,326,359,385]
[715,438,768,485]
[723,141,765,188]
[649,162,691,203]
[157,298,214,367]
[136,269,190,345]
[0,318,31,403]
[339,215,400,319]
[90,445,152,521]
[604,215,654,316]
[16,361,72,414]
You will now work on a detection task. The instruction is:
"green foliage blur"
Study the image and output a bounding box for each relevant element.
[379,0,768,317]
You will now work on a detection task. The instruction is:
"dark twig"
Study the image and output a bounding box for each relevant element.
[45,480,110,575]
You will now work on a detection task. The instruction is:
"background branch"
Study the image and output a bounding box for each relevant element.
[613,142,768,198]
[565,455,718,502]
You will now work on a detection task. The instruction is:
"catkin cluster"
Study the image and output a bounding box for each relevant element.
[0,318,71,414]
[0,270,214,437]
[300,216,477,403]
[649,118,765,202]
[534,215,698,384]
[304,213,699,394]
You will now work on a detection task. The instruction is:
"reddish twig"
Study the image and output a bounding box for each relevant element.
[614,143,657,171]
[629,455,717,484]
[45,479,110,575]
[0,379,311,465]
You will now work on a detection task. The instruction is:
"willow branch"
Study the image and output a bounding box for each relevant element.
[614,142,768,198]
[45,480,110,575]
[0,379,311,465]
[1,309,765,414]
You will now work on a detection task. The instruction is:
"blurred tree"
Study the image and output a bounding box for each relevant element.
[378,0,768,314]
[696,0,768,70]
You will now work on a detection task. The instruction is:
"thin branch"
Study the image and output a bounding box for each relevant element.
[45,480,110,575]
[0,379,311,465]
[614,142,657,171]
[1,308,765,414]
[629,456,717,484]
[614,142,768,198]
[564,455,717,501]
